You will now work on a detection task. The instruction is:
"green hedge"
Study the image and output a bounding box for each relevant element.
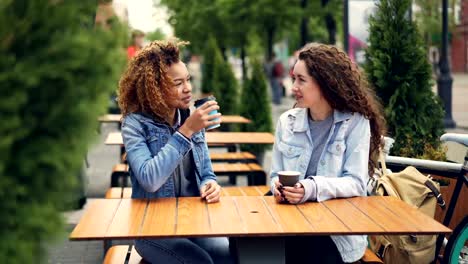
[240,59,273,154]
[211,48,238,116]
[0,1,126,262]
[201,37,218,94]
[364,0,445,159]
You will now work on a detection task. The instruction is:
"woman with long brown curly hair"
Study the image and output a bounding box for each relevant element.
[270,43,386,263]
[119,39,232,264]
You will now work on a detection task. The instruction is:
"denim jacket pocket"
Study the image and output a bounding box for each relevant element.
[145,134,160,155]
[327,141,346,156]
[278,141,303,169]
[326,141,346,173]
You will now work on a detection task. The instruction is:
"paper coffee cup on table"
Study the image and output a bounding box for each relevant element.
[278,171,301,187]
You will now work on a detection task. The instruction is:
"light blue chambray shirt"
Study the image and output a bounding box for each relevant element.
[270,108,371,263]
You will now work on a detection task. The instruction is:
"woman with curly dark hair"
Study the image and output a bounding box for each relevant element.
[270,43,386,263]
[118,39,232,264]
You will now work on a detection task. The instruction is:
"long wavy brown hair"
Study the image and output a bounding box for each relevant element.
[298,43,386,176]
[118,39,188,123]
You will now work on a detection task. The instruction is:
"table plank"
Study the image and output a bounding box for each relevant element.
[234,196,281,234]
[207,196,245,235]
[223,186,245,196]
[99,114,121,123]
[176,197,211,236]
[140,198,177,238]
[372,196,451,234]
[242,186,265,196]
[99,114,251,124]
[322,199,384,233]
[263,196,314,233]
[106,199,148,238]
[205,132,275,144]
[220,116,251,124]
[296,202,350,234]
[70,199,121,240]
[347,196,422,233]
[105,132,275,145]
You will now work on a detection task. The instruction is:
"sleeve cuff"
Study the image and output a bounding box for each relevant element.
[270,176,279,195]
[176,130,191,143]
[169,131,192,155]
[299,178,317,203]
[200,179,216,188]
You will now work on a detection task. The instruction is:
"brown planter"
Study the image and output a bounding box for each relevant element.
[432,175,468,230]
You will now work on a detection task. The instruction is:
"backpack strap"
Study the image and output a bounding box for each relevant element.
[424,180,446,209]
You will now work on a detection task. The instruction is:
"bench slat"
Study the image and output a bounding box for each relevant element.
[103,245,129,264]
[105,188,123,199]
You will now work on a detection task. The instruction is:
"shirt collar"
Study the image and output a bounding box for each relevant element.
[290,108,353,132]
[173,109,181,129]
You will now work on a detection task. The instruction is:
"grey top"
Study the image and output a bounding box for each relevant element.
[173,150,199,197]
[172,110,199,197]
[305,113,334,177]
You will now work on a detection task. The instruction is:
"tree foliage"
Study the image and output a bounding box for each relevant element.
[0,1,126,262]
[365,0,445,159]
[201,37,220,94]
[239,60,273,154]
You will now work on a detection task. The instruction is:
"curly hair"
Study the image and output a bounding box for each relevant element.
[118,39,189,123]
[298,43,387,176]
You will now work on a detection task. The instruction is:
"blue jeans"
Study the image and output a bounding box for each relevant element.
[134,237,234,264]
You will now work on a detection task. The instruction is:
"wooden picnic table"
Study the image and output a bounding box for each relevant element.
[105,132,275,146]
[70,196,451,263]
[98,114,251,124]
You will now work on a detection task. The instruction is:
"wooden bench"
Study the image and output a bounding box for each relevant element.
[105,185,271,199]
[110,162,266,187]
[103,245,146,264]
[103,242,382,264]
[120,152,257,163]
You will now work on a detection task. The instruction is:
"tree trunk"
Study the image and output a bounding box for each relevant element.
[267,26,275,59]
[220,45,227,61]
[321,0,336,45]
[240,43,247,83]
[325,13,336,44]
[300,0,309,46]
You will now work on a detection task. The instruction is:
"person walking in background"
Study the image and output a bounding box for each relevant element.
[267,52,285,105]
[127,29,145,59]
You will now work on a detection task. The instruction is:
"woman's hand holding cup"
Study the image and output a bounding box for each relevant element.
[179,100,221,138]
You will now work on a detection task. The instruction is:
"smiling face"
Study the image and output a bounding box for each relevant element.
[166,61,192,110]
[291,60,327,109]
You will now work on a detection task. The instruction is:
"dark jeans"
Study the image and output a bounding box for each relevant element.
[285,236,345,264]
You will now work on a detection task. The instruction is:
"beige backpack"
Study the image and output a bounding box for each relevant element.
[369,156,445,264]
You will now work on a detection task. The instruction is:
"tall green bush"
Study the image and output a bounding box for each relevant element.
[211,48,238,116]
[364,0,445,159]
[0,1,126,262]
[201,37,219,94]
[239,59,273,154]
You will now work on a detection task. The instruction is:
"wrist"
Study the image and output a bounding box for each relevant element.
[178,125,194,139]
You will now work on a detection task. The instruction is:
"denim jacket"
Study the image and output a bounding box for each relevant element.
[270,108,370,263]
[121,112,216,199]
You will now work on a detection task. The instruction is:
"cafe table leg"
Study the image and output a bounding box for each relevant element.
[234,237,285,264]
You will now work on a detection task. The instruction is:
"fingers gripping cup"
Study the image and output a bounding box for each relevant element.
[278,171,301,187]
[194,96,220,130]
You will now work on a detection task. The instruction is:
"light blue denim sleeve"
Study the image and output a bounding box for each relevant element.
[269,119,283,194]
[313,116,370,202]
[122,120,192,193]
[199,130,217,188]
